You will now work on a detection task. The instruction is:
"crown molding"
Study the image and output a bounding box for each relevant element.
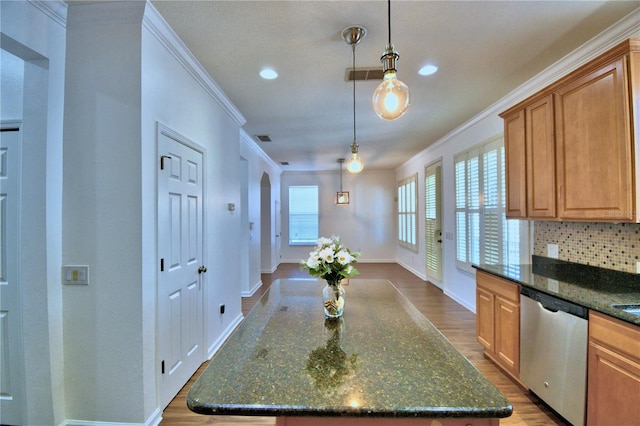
[142,1,246,127]
[28,0,67,28]
[419,7,640,158]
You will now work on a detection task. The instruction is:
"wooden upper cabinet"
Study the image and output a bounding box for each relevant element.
[525,95,556,218]
[503,110,527,218]
[555,56,634,221]
[502,94,556,219]
[500,38,639,222]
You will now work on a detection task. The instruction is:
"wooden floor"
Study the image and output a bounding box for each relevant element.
[161,263,568,425]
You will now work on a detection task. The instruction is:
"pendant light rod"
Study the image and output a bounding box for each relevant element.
[342,26,366,173]
[352,42,356,144]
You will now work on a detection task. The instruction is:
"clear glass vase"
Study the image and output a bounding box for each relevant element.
[322,281,345,318]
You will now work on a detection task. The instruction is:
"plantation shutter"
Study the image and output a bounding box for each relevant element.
[454,136,529,273]
[425,163,442,280]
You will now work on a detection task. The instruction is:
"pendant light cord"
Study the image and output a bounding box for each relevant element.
[387,0,391,44]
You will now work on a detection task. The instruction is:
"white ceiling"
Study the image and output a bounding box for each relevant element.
[151,1,638,172]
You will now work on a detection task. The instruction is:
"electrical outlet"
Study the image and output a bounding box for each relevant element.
[637,262,640,274]
[547,279,559,293]
[62,265,89,285]
[547,244,559,259]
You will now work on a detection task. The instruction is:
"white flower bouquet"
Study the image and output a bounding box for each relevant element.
[300,235,360,284]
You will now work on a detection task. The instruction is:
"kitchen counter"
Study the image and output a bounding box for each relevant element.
[473,256,640,326]
[187,278,512,425]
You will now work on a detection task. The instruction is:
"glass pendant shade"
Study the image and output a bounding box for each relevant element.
[373,71,411,120]
[347,153,364,173]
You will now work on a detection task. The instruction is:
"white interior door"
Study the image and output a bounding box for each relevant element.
[425,161,443,283]
[0,126,25,425]
[157,125,205,409]
[275,200,281,261]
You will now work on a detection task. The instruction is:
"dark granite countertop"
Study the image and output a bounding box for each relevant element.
[473,256,640,326]
[187,278,512,419]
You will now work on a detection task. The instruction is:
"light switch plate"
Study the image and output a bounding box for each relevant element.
[547,244,559,259]
[63,265,89,285]
[637,262,640,274]
[547,279,559,293]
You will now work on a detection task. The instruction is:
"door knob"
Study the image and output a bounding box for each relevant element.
[198,266,207,274]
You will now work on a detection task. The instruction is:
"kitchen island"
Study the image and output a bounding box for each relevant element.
[187,279,512,425]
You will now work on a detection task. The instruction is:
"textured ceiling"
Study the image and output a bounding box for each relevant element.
[150,0,639,171]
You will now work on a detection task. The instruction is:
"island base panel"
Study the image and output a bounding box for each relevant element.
[276,417,500,426]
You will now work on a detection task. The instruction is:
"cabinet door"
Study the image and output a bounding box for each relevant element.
[555,57,634,221]
[503,110,527,218]
[587,342,640,425]
[476,287,495,353]
[495,296,520,375]
[526,95,556,218]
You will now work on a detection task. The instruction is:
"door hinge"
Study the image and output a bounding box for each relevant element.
[161,360,165,374]
[160,155,172,170]
[160,258,164,272]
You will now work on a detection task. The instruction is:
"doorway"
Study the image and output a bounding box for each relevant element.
[425,160,443,283]
[260,173,273,273]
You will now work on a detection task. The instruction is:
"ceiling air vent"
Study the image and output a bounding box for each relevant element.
[255,134,272,142]
[345,67,384,82]
[280,161,289,166]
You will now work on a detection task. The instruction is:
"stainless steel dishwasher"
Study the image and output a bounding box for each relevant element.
[520,286,588,426]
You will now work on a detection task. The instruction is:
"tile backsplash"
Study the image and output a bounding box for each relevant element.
[534,221,640,274]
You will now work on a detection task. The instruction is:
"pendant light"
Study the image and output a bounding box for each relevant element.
[372,0,410,120]
[342,26,366,174]
[335,159,349,205]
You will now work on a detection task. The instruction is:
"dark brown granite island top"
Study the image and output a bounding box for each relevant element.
[187,279,512,425]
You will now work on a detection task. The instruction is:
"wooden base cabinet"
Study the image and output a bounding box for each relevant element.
[587,311,640,425]
[476,271,520,380]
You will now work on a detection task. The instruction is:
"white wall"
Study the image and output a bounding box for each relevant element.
[61,1,250,423]
[62,2,147,421]
[280,169,397,265]
[396,13,640,312]
[1,1,67,424]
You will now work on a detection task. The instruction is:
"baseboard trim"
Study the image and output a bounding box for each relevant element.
[61,407,161,426]
[207,312,244,359]
[241,280,262,297]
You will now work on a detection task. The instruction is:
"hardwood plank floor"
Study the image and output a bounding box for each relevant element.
[161,263,568,425]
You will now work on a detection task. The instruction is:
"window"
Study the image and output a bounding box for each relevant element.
[454,136,528,272]
[398,174,418,251]
[288,186,318,245]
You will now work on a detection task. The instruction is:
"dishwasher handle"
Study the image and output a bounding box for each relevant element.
[521,286,588,319]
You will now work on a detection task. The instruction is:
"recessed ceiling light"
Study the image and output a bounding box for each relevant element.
[419,64,438,76]
[259,68,278,80]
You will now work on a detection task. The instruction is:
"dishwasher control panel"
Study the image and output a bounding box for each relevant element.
[521,286,588,319]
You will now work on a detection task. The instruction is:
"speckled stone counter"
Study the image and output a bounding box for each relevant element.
[187,279,512,423]
[473,256,640,326]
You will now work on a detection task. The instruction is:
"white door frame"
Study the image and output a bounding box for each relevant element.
[0,122,26,425]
